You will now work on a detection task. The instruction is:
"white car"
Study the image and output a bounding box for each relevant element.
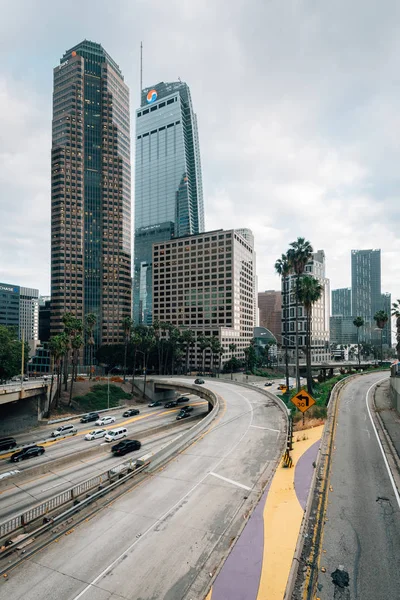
[84,429,106,441]
[95,415,116,426]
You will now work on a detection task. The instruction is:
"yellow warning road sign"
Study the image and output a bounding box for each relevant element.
[291,390,316,413]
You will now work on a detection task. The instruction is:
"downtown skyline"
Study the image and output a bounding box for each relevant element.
[0,1,399,309]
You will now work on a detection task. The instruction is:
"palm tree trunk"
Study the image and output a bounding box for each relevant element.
[295,275,300,391]
[306,308,313,394]
[68,355,76,406]
[89,342,93,380]
[284,276,289,390]
[63,350,69,391]
[123,338,128,382]
[131,350,137,394]
[55,360,61,408]
[143,352,149,399]
[357,329,361,366]
[186,345,190,375]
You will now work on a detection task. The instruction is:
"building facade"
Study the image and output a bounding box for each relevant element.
[133,81,204,325]
[258,290,282,344]
[152,229,255,368]
[351,249,381,342]
[0,282,20,332]
[0,282,39,344]
[39,299,51,343]
[332,288,351,316]
[50,40,131,359]
[282,250,330,363]
[329,316,357,346]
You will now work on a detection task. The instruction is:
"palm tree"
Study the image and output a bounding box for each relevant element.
[275,253,291,391]
[217,345,225,377]
[69,333,84,406]
[287,238,313,391]
[122,316,133,382]
[392,300,400,361]
[130,331,142,394]
[48,334,66,412]
[297,275,323,393]
[181,329,195,375]
[210,336,221,376]
[85,313,97,379]
[374,310,389,365]
[153,318,161,374]
[229,343,237,380]
[168,326,181,375]
[353,317,364,365]
[197,334,210,375]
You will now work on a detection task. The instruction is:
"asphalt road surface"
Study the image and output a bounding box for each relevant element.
[317,372,400,600]
[0,378,286,600]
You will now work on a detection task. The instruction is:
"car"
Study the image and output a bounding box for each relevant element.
[84,429,107,441]
[104,427,127,442]
[176,406,194,420]
[23,376,29,381]
[122,408,140,417]
[95,415,116,426]
[112,439,142,456]
[0,470,21,481]
[51,424,77,437]
[80,412,99,423]
[264,381,273,387]
[176,396,190,403]
[164,401,177,408]
[148,401,162,407]
[10,445,45,462]
[0,437,17,451]
[194,378,205,384]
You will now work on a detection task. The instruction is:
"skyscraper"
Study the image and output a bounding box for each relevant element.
[351,249,381,342]
[50,41,131,359]
[133,81,204,324]
[258,291,282,343]
[331,288,351,316]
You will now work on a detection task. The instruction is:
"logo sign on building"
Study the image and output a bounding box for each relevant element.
[146,89,158,104]
[291,390,316,413]
[0,284,19,293]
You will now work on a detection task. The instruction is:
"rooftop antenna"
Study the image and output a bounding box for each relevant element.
[140,41,143,103]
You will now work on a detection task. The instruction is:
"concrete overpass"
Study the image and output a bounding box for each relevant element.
[0,381,49,406]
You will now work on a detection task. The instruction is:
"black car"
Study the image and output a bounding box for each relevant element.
[176,406,194,420]
[0,437,17,452]
[176,396,190,404]
[10,445,45,462]
[122,408,140,417]
[164,401,178,408]
[194,378,205,384]
[264,381,273,387]
[80,412,99,423]
[112,439,141,456]
[148,401,162,407]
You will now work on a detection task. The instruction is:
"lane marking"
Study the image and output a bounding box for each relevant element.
[209,472,251,491]
[366,377,400,509]
[251,425,280,433]
[40,481,65,493]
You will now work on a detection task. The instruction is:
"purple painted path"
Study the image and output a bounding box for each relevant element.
[294,440,320,510]
[211,481,272,600]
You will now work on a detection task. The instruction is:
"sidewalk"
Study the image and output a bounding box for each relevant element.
[206,425,324,600]
[374,378,400,458]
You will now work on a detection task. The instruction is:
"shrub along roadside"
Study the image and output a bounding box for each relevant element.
[73,384,132,411]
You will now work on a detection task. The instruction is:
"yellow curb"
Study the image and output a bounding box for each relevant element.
[257,425,324,600]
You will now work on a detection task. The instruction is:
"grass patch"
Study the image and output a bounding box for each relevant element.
[73,384,132,411]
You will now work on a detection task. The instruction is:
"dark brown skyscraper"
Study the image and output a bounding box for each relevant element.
[258,290,282,343]
[50,41,131,360]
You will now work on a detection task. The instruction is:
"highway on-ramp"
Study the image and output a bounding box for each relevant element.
[314,372,400,600]
[0,378,286,600]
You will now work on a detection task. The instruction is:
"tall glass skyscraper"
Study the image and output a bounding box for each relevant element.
[133,81,204,324]
[351,249,381,342]
[50,41,131,360]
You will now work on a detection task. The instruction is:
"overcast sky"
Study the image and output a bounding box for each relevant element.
[0,0,399,321]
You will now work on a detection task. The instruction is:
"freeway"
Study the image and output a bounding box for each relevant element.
[0,378,286,600]
[314,372,400,599]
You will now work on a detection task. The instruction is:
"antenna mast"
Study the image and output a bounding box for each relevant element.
[140,42,143,104]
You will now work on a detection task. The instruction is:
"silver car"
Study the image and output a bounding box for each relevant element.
[85,429,106,441]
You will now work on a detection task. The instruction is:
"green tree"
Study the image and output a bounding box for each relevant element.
[287,237,313,391]
[374,310,389,365]
[353,316,364,365]
[197,334,210,375]
[228,343,237,380]
[244,342,257,373]
[0,326,29,382]
[85,313,97,380]
[69,333,84,405]
[392,299,400,361]
[49,333,68,408]
[275,253,291,390]
[62,313,83,390]
[130,332,142,394]
[297,275,323,393]
[181,329,195,375]
[122,316,133,382]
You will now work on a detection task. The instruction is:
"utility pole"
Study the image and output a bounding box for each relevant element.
[140,41,143,102]
[21,329,25,388]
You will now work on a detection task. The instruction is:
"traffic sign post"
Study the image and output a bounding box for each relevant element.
[290,389,316,414]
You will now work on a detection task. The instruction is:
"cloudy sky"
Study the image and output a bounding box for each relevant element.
[1,0,399,321]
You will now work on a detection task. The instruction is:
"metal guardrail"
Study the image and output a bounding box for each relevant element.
[0,460,135,540]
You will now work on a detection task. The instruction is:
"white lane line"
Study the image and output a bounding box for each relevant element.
[366,377,400,509]
[71,383,255,600]
[251,425,280,433]
[209,472,251,490]
[40,481,65,493]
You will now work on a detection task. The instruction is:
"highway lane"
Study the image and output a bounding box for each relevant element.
[0,425,196,522]
[0,395,206,471]
[315,372,400,600]
[0,378,286,600]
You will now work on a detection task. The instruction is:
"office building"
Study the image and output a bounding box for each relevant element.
[39,299,51,343]
[282,250,330,363]
[0,282,20,332]
[332,288,351,316]
[381,292,392,347]
[134,81,204,324]
[351,249,381,342]
[152,229,256,368]
[258,291,282,343]
[329,316,357,346]
[50,40,131,360]
[0,282,39,345]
